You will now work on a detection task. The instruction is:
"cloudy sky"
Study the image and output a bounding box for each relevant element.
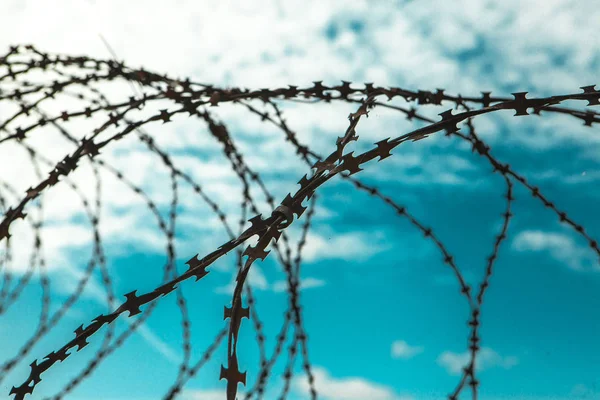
[0,1,599,399]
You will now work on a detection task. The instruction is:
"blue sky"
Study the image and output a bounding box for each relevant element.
[0,1,599,399]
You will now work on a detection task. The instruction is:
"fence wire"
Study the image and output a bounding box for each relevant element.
[0,44,599,400]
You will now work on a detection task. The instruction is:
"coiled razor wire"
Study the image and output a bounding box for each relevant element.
[0,45,598,400]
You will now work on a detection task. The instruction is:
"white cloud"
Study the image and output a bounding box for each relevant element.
[300,231,388,263]
[512,230,600,272]
[181,381,287,400]
[271,277,326,292]
[437,347,518,376]
[215,264,325,294]
[391,340,424,359]
[570,383,598,398]
[180,389,229,400]
[177,382,290,400]
[293,366,414,400]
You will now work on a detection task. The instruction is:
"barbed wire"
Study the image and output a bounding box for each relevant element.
[0,44,598,400]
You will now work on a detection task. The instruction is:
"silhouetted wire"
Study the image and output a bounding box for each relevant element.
[0,45,598,400]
